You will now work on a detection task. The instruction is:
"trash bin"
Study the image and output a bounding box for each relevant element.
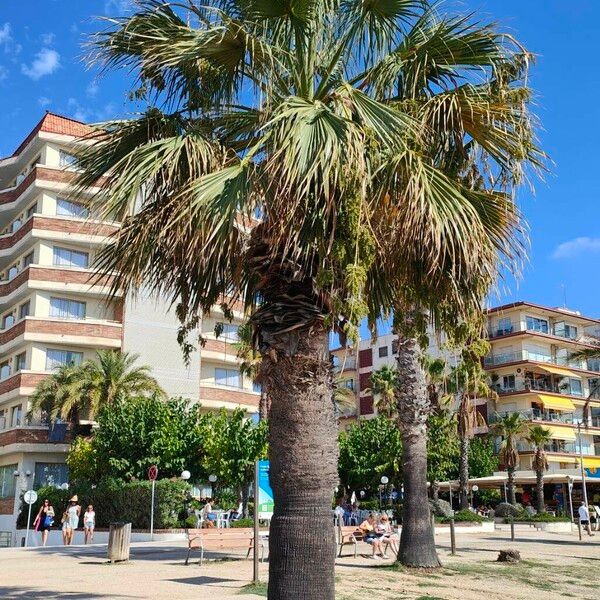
[108,522,131,563]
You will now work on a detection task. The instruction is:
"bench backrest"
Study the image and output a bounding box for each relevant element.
[187,527,256,549]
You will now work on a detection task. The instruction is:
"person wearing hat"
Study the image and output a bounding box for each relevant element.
[62,495,81,545]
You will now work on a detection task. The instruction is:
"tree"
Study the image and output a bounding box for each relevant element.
[66,436,101,482]
[91,396,206,481]
[526,425,552,513]
[468,436,499,478]
[369,366,398,418]
[426,410,459,501]
[338,416,402,492]
[28,350,165,423]
[201,408,268,517]
[492,413,530,504]
[78,1,541,591]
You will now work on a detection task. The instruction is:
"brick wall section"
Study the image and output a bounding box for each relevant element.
[359,348,373,369]
[0,426,72,448]
[200,386,258,407]
[34,216,118,238]
[0,319,121,346]
[0,372,48,396]
[0,498,13,515]
[0,168,36,205]
[0,218,34,249]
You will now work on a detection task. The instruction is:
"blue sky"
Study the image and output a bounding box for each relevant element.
[0,1,598,320]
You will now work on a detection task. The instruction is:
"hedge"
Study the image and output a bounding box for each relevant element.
[17,479,191,530]
[513,512,571,523]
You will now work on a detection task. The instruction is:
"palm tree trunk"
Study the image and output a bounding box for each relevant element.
[507,467,517,505]
[432,480,439,502]
[535,466,545,514]
[395,324,441,568]
[459,437,470,510]
[261,324,338,600]
[259,390,270,421]
[241,484,250,519]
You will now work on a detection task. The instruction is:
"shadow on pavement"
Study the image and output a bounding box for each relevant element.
[0,587,135,599]
[166,576,237,586]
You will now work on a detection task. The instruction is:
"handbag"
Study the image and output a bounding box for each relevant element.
[44,515,54,527]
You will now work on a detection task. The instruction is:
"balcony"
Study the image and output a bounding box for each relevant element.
[333,355,357,372]
[484,349,597,372]
[491,379,585,398]
[0,417,71,448]
[490,409,575,425]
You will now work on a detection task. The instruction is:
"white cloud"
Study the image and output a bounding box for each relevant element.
[104,0,132,14]
[41,33,56,45]
[21,48,60,80]
[38,96,51,107]
[0,23,11,46]
[0,65,7,81]
[86,80,99,98]
[552,237,600,259]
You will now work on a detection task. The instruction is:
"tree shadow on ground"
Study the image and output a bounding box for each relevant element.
[0,588,135,599]
[166,576,237,586]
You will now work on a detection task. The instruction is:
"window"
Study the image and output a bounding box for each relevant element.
[46,349,84,370]
[56,198,89,218]
[26,203,36,219]
[214,368,242,388]
[526,316,548,334]
[0,361,10,380]
[378,345,389,358]
[19,301,30,320]
[8,265,19,280]
[53,247,89,268]
[11,219,21,233]
[0,464,18,499]
[23,251,34,268]
[2,313,14,330]
[564,325,578,340]
[15,352,26,372]
[217,322,239,341]
[343,379,355,391]
[253,381,262,394]
[59,150,77,168]
[567,378,583,396]
[50,297,86,320]
[34,463,69,490]
[497,317,513,335]
[502,375,516,390]
[588,360,600,374]
[10,405,22,427]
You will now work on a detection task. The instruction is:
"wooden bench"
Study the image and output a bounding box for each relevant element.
[335,523,365,558]
[184,527,265,566]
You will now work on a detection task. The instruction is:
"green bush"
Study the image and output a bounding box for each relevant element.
[446,509,484,523]
[494,502,523,518]
[514,512,571,523]
[184,515,198,528]
[17,478,191,530]
[231,518,254,528]
[356,500,380,512]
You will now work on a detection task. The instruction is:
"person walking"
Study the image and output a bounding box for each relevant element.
[83,504,96,544]
[578,502,595,537]
[33,499,55,547]
[63,495,81,545]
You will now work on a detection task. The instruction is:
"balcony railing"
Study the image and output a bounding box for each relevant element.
[490,409,575,425]
[488,321,581,341]
[491,379,585,397]
[484,350,593,371]
[333,356,357,371]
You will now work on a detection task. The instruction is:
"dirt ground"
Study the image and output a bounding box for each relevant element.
[0,525,598,599]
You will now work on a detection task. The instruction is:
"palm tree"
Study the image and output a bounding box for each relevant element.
[492,413,530,504]
[369,366,398,418]
[76,0,541,587]
[526,425,552,513]
[28,350,164,422]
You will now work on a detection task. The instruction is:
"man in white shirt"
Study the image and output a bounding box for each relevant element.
[578,502,595,537]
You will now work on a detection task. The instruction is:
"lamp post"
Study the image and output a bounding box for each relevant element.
[471,484,479,508]
[208,474,217,499]
[380,476,389,510]
[566,475,574,523]
[576,423,589,507]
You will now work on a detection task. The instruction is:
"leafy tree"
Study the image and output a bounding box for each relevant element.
[526,425,552,513]
[77,0,541,586]
[201,408,268,517]
[468,436,499,478]
[426,411,459,500]
[67,436,102,482]
[92,396,206,481]
[368,366,398,418]
[338,416,402,491]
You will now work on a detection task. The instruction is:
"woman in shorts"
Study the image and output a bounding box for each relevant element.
[84,504,96,544]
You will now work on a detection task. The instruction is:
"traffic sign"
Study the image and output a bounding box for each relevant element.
[24,490,38,505]
[148,465,158,481]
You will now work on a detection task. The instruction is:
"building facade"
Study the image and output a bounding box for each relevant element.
[484,301,600,476]
[0,113,258,544]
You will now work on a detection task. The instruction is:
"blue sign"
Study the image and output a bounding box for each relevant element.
[258,460,274,519]
[585,467,600,479]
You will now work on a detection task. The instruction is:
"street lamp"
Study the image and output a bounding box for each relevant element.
[379,476,389,509]
[566,475,574,523]
[208,474,217,499]
[471,484,479,507]
[180,470,191,481]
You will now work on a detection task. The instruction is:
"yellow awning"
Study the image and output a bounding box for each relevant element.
[537,394,576,411]
[547,455,579,464]
[546,425,577,441]
[583,457,600,469]
[538,365,580,379]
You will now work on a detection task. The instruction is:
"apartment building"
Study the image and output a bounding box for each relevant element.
[0,113,258,543]
[485,301,600,476]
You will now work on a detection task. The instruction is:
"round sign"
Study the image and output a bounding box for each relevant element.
[24,490,38,505]
[148,465,158,481]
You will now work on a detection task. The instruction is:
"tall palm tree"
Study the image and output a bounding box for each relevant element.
[369,365,398,418]
[492,413,530,504]
[526,425,552,513]
[76,0,541,587]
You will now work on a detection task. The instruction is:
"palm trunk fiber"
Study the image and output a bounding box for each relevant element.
[395,327,441,568]
[535,469,545,513]
[459,437,470,510]
[262,325,338,600]
[508,468,517,505]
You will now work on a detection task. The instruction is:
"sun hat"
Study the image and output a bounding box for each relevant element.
[69,495,78,502]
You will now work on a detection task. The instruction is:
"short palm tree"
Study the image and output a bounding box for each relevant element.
[369,366,398,418]
[526,425,552,513]
[492,413,530,504]
[76,0,542,585]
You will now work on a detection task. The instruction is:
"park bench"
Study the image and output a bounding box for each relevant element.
[184,527,265,566]
[335,520,365,558]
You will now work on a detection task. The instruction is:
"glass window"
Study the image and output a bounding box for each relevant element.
[502,375,516,390]
[11,219,22,233]
[11,405,22,427]
[34,463,69,490]
[0,464,18,499]
[19,301,30,320]
[214,368,242,388]
[496,317,513,335]
[0,361,10,380]
[56,198,89,218]
[26,203,36,219]
[378,345,389,358]
[568,378,583,396]
[253,381,262,394]
[8,265,19,280]
[526,316,548,333]
[564,325,578,340]
[46,349,84,370]
[2,313,14,329]
[49,297,86,320]
[15,352,26,372]
[23,252,34,268]
[53,247,89,268]
[217,322,239,341]
[59,150,77,168]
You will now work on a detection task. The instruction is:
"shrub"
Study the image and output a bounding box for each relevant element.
[493,502,523,518]
[447,509,484,523]
[514,512,571,523]
[429,498,453,518]
[184,515,198,528]
[17,478,191,530]
[231,518,254,528]
[357,500,380,512]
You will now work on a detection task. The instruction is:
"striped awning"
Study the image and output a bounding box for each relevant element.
[538,365,580,379]
[537,394,576,411]
[546,425,577,441]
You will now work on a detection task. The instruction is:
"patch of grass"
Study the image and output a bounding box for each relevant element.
[416,596,446,600]
[238,582,267,597]
[417,582,446,588]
